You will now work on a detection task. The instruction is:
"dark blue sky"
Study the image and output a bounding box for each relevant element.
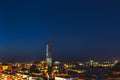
[0,0,120,62]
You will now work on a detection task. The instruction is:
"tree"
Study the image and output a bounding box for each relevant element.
[29,65,40,73]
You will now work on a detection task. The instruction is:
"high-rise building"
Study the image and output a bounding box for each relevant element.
[89,58,94,66]
[46,42,52,67]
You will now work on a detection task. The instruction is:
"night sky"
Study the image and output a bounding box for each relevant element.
[0,0,120,62]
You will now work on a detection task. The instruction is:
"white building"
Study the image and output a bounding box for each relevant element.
[55,77,78,80]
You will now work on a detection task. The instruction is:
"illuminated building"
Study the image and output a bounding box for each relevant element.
[46,42,53,67]
[23,64,31,69]
[2,65,8,71]
[55,76,78,80]
[8,64,12,71]
[89,59,94,66]
[0,64,3,73]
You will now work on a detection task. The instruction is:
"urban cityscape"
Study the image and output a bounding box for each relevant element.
[1,0,120,80]
[0,42,120,80]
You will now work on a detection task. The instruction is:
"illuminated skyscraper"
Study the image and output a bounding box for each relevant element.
[46,42,52,67]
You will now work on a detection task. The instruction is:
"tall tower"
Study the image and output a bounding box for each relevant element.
[46,42,52,67]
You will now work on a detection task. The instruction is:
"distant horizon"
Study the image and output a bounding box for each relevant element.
[0,53,119,63]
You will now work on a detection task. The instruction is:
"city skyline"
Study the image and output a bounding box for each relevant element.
[0,0,120,62]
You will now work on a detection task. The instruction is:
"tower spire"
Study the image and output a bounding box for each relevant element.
[46,42,52,67]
